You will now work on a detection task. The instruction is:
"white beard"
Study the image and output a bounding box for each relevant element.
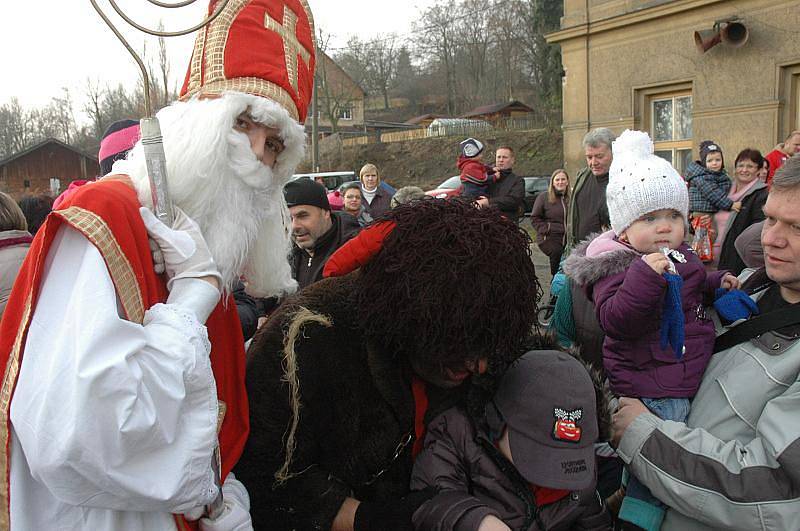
[115,93,306,298]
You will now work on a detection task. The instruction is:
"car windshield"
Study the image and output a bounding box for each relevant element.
[438,175,461,189]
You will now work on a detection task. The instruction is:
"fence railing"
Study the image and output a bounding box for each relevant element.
[338,112,559,147]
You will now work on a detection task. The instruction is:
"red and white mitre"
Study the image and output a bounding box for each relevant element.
[180,0,316,123]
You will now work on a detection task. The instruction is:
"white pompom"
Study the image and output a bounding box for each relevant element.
[612,129,653,158]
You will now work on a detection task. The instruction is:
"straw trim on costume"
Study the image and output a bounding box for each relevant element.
[203,0,249,88]
[197,78,299,121]
[0,293,33,531]
[56,207,145,325]
[186,25,208,96]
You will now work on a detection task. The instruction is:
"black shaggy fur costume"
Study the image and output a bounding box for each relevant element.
[235,199,543,530]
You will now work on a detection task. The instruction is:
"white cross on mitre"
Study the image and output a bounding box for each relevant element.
[264,4,312,93]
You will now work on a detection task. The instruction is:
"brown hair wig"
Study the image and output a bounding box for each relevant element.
[353,198,542,376]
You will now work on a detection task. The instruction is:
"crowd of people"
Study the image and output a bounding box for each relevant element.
[0,1,799,530]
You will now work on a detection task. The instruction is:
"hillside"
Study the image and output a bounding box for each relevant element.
[298,128,563,190]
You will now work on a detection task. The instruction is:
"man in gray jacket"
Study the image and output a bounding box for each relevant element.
[565,128,615,249]
[611,155,800,531]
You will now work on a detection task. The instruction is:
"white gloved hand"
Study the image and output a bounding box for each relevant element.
[139,207,222,290]
[199,473,253,531]
[149,237,166,274]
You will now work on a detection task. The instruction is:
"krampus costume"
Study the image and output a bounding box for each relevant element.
[237,199,541,530]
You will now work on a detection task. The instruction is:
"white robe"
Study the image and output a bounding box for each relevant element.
[9,224,219,530]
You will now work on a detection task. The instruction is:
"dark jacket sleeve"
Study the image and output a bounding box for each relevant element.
[235,314,351,530]
[694,175,734,211]
[411,412,501,531]
[530,193,551,236]
[573,490,613,530]
[489,176,524,215]
[233,281,259,341]
[593,259,667,339]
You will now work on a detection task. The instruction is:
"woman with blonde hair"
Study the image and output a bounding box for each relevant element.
[0,192,33,318]
[359,163,394,218]
[531,169,571,276]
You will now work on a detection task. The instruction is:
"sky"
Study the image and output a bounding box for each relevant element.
[0,0,436,120]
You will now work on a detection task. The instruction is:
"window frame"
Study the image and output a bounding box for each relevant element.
[778,62,800,139]
[339,104,354,121]
[634,81,694,174]
[643,87,693,175]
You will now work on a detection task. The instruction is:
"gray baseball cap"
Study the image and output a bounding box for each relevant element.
[487,350,598,490]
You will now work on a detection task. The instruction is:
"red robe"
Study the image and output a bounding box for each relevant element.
[0,178,248,530]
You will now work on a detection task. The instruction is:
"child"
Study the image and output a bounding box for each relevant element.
[684,140,739,261]
[458,138,494,199]
[563,130,740,531]
[410,350,611,531]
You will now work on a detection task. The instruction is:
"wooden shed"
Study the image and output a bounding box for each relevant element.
[0,139,100,199]
[460,101,535,121]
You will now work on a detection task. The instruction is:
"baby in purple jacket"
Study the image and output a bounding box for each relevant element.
[563,130,739,531]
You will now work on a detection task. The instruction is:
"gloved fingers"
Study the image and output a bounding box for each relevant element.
[149,238,166,274]
[139,207,197,259]
[171,207,203,234]
[183,505,205,522]
[199,499,253,531]
[221,473,251,512]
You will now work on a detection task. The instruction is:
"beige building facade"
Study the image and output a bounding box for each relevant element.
[547,0,800,174]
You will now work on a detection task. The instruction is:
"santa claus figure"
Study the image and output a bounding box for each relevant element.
[0,0,315,529]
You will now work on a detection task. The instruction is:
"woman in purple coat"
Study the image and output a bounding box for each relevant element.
[563,130,739,531]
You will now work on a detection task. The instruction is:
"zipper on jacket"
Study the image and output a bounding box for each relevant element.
[478,438,545,530]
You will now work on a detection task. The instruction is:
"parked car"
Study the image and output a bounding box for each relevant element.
[425,175,462,199]
[425,174,548,217]
[291,171,356,191]
[522,176,550,215]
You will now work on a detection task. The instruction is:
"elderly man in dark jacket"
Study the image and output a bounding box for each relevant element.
[236,199,541,530]
[285,178,360,289]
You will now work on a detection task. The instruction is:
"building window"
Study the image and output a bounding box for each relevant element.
[780,63,800,135]
[340,105,353,121]
[24,180,31,189]
[650,93,692,175]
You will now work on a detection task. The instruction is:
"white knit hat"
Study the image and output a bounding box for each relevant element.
[607,130,688,235]
[460,137,484,158]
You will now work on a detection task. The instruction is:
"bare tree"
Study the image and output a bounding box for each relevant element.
[365,35,399,110]
[415,0,459,115]
[489,0,524,101]
[517,0,563,107]
[317,32,361,133]
[50,88,76,144]
[0,99,34,156]
[84,78,105,139]
[157,22,172,108]
[453,0,493,106]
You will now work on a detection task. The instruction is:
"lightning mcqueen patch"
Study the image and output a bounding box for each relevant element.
[553,407,583,443]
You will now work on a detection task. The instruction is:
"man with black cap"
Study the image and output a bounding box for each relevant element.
[411,350,610,530]
[284,178,360,289]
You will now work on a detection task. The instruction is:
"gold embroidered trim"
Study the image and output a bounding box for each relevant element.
[181,0,316,120]
[56,207,145,324]
[264,5,312,93]
[195,78,299,120]
[186,25,208,96]
[203,0,249,88]
[216,401,227,434]
[0,293,33,530]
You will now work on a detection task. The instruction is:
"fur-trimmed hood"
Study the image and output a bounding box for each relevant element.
[562,231,640,288]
